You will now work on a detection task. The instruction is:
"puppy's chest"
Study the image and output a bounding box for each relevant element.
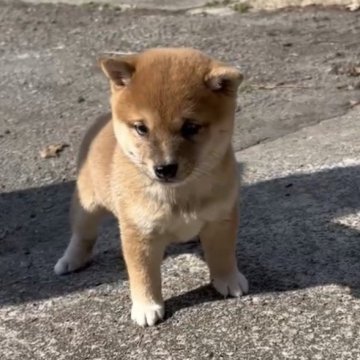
[135,203,204,242]
[128,183,236,242]
[162,210,204,243]
[137,199,226,243]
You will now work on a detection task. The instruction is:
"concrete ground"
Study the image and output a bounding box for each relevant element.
[1,1,360,359]
[17,0,360,11]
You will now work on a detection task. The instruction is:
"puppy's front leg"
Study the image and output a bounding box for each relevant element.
[121,224,166,327]
[200,206,248,297]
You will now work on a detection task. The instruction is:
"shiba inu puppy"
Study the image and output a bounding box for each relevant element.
[54,48,248,326]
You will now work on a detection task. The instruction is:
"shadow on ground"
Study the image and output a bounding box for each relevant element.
[1,165,360,313]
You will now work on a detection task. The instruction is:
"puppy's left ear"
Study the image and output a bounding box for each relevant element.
[98,52,138,88]
[205,64,243,95]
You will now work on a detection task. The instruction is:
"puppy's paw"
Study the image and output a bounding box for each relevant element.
[131,302,165,327]
[212,269,249,297]
[54,254,89,275]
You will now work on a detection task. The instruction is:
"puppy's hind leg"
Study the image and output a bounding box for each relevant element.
[54,187,105,275]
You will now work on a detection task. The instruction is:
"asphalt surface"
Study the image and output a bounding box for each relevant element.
[0,1,360,359]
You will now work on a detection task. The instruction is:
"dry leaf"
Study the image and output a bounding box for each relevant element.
[342,65,360,77]
[344,65,360,76]
[348,65,360,77]
[329,64,360,77]
[40,143,69,159]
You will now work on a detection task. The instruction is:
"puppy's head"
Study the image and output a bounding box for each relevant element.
[99,48,242,185]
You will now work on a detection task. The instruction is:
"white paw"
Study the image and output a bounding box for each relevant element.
[54,255,89,275]
[131,302,165,327]
[212,269,249,297]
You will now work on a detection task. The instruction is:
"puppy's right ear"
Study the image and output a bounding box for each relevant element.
[98,53,138,88]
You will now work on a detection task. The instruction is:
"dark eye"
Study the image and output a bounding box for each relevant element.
[133,122,148,136]
[181,121,202,139]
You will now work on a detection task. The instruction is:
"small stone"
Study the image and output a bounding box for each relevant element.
[349,99,360,108]
[336,83,348,90]
[188,7,236,16]
[327,64,340,74]
[347,3,360,11]
[77,96,85,103]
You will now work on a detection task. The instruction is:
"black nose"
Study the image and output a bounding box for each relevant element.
[154,163,178,180]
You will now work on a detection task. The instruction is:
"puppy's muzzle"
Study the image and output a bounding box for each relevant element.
[153,163,178,181]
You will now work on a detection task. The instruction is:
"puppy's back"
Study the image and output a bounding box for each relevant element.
[76,113,116,210]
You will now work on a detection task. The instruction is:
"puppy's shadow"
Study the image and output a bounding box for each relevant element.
[0,182,125,306]
[237,163,360,298]
[1,164,360,312]
[164,284,224,319]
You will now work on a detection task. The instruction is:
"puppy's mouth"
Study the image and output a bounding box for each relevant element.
[153,177,183,186]
[156,178,176,183]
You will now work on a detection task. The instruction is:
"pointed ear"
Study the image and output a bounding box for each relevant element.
[205,64,243,95]
[98,52,138,88]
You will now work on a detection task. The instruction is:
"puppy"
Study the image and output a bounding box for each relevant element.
[54,48,248,326]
